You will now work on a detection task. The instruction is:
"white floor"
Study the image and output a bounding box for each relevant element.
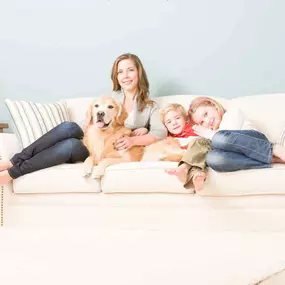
[2,198,285,285]
[1,225,285,285]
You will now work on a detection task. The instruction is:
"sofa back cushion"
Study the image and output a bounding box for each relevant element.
[153,94,229,111]
[64,94,230,127]
[64,97,94,126]
[231,93,285,144]
[65,94,285,144]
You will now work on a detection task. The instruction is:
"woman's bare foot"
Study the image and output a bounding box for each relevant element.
[165,163,190,184]
[273,144,285,162]
[0,160,13,171]
[193,171,207,192]
[0,170,13,185]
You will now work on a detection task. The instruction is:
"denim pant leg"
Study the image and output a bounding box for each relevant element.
[211,130,272,164]
[11,122,84,166]
[8,138,89,179]
[206,130,272,172]
[206,149,271,172]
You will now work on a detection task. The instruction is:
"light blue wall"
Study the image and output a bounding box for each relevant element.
[1,0,285,125]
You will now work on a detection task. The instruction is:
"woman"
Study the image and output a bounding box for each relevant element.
[165,96,285,187]
[110,53,167,151]
[0,53,167,185]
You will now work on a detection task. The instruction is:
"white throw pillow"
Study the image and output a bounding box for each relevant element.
[5,98,70,148]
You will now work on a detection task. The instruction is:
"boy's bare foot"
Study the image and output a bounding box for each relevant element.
[0,160,13,171]
[0,170,13,185]
[165,163,190,184]
[273,144,285,162]
[193,172,206,192]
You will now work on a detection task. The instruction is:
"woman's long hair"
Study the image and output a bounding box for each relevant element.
[111,53,153,111]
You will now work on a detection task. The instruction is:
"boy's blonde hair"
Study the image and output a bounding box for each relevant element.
[160,103,188,123]
[188,97,225,124]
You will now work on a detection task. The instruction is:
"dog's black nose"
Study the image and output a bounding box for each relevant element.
[97,111,105,117]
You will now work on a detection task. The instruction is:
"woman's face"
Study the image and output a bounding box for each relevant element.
[117,59,139,94]
[191,105,222,130]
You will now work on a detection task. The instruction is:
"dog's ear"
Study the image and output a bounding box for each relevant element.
[83,104,93,133]
[115,103,128,126]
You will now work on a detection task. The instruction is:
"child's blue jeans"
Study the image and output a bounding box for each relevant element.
[206,130,272,172]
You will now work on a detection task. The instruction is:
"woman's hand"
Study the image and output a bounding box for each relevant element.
[115,136,135,150]
[132,128,148,136]
[193,125,216,140]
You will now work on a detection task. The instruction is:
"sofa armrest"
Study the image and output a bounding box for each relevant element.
[0,133,21,160]
[0,133,20,226]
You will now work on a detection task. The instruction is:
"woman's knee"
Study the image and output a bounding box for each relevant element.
[60,122,84,139]
[67,138,89,161]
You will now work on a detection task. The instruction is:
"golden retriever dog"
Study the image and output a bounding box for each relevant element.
[142,137,186,162]
[83,97,143,179]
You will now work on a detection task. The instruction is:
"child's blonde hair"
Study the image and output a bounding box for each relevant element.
[160,103,188,123]
[188,97,225,124]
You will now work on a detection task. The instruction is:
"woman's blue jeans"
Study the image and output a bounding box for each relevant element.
[8,122,89,179]
[206,130,273,172]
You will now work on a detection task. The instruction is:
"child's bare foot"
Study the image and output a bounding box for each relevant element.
[0,170,13,185]
[273,144,285,162]
[0,160,13,171]
[165,163,190,184]
[193,172,206,192]
[272,156,284,163]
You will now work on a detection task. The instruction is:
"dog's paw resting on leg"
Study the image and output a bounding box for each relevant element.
[83,156,94,177]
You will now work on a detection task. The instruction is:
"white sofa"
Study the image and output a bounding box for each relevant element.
[2,93,285,229]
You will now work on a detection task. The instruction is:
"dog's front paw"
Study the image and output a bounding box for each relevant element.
[83,157,94,177]
[91,166,104,179]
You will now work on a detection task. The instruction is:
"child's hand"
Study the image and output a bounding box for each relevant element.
[193,125,216,140]
[132,128,148,136]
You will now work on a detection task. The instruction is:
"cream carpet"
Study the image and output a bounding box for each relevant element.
[0,228,285,285]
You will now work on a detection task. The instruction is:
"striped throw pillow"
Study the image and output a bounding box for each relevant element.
[5,99,70,148]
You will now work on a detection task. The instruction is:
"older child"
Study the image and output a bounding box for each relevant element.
[188,97,285,172]
[161,103,211,191]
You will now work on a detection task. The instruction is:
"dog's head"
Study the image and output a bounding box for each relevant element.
[84,97,128,131]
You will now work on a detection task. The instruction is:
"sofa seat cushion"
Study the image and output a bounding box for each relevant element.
[13,163,101,194]
[201,164,285,196]
[101,162,194,194]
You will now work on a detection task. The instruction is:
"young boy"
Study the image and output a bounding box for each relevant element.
[161,103,211,192]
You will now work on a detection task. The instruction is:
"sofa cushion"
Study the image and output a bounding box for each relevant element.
[64,95,230,128]
[13,163,101,194]
[101,161,194,194]
[154,95,230,112]
[5,98,70,148]
[201,164,285,196]
[64,97,94,126]
[101,161,285,196]
[231,93,285,144]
